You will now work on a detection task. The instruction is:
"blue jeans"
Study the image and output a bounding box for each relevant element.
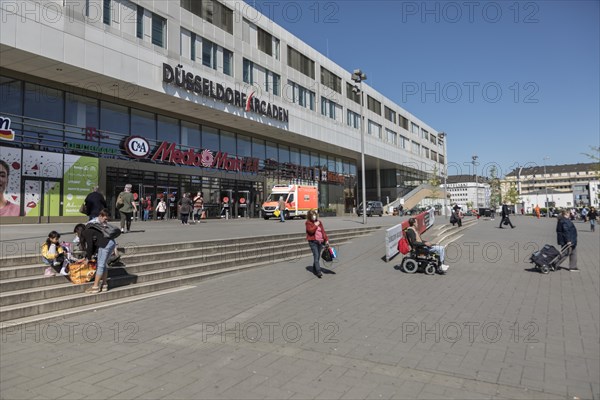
[429,245,445,264]
[143,210,149,221]
[308,240,323,275]
[591,219,596,231]
[97,240,116,276]
[280,210,285,222]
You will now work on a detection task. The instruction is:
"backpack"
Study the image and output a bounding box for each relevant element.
[398,236,410,255]
[87,222,122,240]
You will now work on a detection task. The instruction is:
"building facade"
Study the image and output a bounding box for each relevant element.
[0,0,445,222]
[443,175,490,209]
[504,163,599,208]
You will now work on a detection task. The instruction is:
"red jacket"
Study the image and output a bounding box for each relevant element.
[305,220,329,242]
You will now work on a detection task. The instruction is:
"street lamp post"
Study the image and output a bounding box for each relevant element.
[352,69,367,225]
[472,155,479,209]
[544,156,550,218]
[438,132,448,218]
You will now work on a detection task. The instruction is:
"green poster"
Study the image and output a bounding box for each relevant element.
[63,156,99,217]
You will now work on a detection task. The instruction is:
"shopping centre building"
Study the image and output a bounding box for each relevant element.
[0,0,445,222]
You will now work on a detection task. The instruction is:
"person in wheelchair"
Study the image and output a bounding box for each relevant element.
[405,218,449,273]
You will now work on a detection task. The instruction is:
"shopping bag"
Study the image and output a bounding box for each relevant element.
[273,210,280,217]
[68,260,97,284]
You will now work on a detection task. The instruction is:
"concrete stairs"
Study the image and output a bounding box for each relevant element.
[0,226,381,327]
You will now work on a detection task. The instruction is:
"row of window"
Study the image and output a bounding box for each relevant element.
[98,0,167,48]
[97,0,443,153]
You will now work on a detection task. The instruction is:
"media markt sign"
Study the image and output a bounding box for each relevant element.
[122,137,259,174]
[162,63,289,123]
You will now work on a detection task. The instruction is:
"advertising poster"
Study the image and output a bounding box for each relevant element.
[22,150,63,216]
[63,155,99,216]
[0,147,22,217]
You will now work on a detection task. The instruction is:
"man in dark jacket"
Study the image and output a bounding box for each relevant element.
[556,209,578,271]
[84,186,107,220]
[498,203,515,229]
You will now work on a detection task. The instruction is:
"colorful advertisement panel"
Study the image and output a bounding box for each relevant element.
[0,147,22,217]
[0,148,99,217]
[63,155,99,216]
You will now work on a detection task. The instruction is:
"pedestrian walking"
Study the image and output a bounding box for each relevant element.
[192,192,204,222]
[178,193,193,225]
[588,207,597,232]
[278,196,286,222]
[305,209,329,278]
[499,202,515,228]
[156,198,167,220]
[556,209,578,271]
[83,186,107,220]
[116,184,137,233]
[535,205,541,219]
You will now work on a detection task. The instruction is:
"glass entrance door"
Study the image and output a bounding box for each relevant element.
[22,178,61,222]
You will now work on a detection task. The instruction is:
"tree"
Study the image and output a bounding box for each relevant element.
[466,201,473,210]
[428,165,441,198]
[504,183,520,205]
[488,166,502,210]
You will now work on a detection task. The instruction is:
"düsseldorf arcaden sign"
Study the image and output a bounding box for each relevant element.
[163,63,289,123]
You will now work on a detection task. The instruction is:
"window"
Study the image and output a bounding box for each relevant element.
[243,58,254,84]
[131,109,156,141]
[321,67,341,94]
[222,49,233,76]
[399,115,409,130]
[399,135,408,149]
[136,6,143,39]
[346,82,360,104]
[384,106,396,123]
[347,109,360,129]
[103,0,110,25]
[411,141,420,155]
[430,150,437,162]
[180,28,192,59]
[430,134,437,145]
[368,120,382,138]
[386,129,397,145]
[180,0,233,34]
[288,81,315,111]
[202,39,218,69]
[151,13,166,48]
[421,129,429,140]
[422,146,429,158]
[367,96,381,115]
[411,122,419,134]
[257,27,280,59]
[265,70,280,96]
[320,97,341,121]
[287,46,315,79]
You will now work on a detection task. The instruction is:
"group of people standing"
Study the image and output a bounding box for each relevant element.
[83,185,208,231]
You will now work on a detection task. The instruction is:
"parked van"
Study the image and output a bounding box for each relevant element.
[357,201,384,217]
[262,185,318,220]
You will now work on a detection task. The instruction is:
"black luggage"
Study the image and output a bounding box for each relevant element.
[529,244,570,274]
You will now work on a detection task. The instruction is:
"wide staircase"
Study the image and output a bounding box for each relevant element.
[0,226,381,327]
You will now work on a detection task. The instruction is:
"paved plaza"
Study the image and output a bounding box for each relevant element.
[1,215,599,399]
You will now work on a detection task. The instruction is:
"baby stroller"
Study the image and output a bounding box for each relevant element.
[529,243,572,274]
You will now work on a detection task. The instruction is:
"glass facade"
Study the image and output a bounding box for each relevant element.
[0,75,357,219]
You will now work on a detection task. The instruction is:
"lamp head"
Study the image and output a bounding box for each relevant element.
[438,132,445,138]
[351,69,367,82]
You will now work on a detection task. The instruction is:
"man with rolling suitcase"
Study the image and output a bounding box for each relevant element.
[556,209,578,271]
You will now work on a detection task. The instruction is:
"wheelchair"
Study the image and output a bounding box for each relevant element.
[400,244,444,275]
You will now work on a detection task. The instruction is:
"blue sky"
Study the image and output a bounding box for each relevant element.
[243,0,599,177]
